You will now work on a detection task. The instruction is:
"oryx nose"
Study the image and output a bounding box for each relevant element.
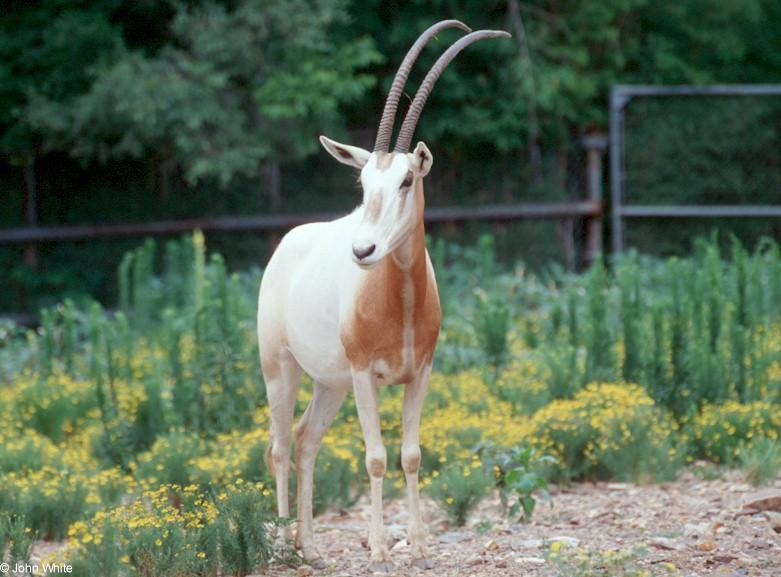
[352,243,376,260]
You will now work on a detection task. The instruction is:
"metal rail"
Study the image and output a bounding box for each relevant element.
[0,201,602,245]
[619,205,781,218]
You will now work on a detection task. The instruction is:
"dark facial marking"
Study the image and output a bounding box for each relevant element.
[401,171,413,189]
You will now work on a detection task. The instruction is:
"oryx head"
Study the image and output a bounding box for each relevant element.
[320,21,510,268]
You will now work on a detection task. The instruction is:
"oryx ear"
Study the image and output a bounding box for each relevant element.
[319,135,371,169]
[410,141,433,177]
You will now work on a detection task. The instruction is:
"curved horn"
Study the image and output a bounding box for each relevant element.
[394,30,511,153]
[373,19,471,152]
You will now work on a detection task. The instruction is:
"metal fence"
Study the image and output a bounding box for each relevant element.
[610,85,781,253]
[0,141,608,271]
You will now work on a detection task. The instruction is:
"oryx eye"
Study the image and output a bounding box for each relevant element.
[401,172,413,189]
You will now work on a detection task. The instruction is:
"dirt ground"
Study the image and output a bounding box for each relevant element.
[265,469,781,577]
[27,470,781,576]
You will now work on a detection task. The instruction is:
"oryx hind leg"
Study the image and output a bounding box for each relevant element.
[262,346,302,537]
[295,382,347,566]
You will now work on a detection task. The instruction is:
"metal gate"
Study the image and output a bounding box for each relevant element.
[609,85,781,253]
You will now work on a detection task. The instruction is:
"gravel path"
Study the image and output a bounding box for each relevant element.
[267,470,781,577]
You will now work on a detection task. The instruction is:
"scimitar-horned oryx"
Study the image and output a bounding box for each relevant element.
[258,20,510,571]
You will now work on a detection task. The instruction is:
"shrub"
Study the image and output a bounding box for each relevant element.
[527,383,679,481]
[428,460,492,527]
[133,432,209,487]
[212,482,295,575]
[65,482,290,577]
[473,289,510,375]
[313,445,361,514]
[0,516,36,570]
[738,436,781,486]
[493,355,552,413]
[420,370,530,469]
[549,546,679,577]
[0,467,88,540]
[477,444,555,522]
[6,371,95,443]
[191,428,271,487]
[0,429,61,474]
[688,401,781,462]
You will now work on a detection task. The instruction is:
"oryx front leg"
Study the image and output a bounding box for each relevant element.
[352,370,391,572]
[403,364,434,569]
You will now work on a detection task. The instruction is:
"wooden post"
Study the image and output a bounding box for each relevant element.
[581,133,607,267]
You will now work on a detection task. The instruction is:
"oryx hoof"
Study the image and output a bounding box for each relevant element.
[305,557,327,570]
[368,560,394,573]
[299,547,326,569]
[411,557,436,570]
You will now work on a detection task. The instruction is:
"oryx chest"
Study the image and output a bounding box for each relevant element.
[341,260,437,385]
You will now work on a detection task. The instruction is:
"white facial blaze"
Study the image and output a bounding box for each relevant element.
[352,153,417,267]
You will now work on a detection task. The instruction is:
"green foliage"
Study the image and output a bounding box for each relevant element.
[477,444,555,522]
[688,401,781,463]
[0,516,36,570]
[584,257,615,383]
[67,483,293,577]
[28,0,380,187]
[12,371,95,443]
[134,432,209,488]
[0,468,88,540]
[96,233,262,446]
[428,463,492,527]
[5,233,781,570]
[211,485,294,576]
[313,446,361,515]
[527,383,679,482]
[474,289,511,376]
[738,436,781,486]
[549,546,678,577]
[0,1,122,155]
[531,236,781,418]
[0,432,57,476]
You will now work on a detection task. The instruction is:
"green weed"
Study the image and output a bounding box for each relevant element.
[738,436,781,486]
[549,546,679,577]
[428,463,492,527]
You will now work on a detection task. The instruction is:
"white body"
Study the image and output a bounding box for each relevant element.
[260,209,438,388]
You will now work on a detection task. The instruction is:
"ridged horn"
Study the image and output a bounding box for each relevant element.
[394,30,511,152]
[373,19,471,152]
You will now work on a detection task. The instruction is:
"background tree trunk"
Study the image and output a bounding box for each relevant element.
[23,153,38,268]
[508,0,544,185]
[263,160,282,213]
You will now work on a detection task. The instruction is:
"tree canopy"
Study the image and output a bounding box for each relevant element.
[24,0,380,187]
[1,0,780,201]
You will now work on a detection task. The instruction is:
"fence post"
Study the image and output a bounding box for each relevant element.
[609,87,630,254]
[581,133,608,267]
